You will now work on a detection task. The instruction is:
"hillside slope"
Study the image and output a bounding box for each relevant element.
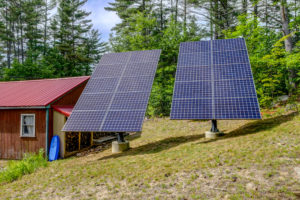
[0,111,299,199]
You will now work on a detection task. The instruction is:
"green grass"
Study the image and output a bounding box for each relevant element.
[0,108,299,199]
[0,149,48,184]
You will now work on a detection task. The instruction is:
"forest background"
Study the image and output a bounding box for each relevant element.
[0,0,299,116]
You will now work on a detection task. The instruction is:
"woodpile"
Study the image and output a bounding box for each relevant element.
[66,132,79,152]
[80,132,91,149]
[65,132,120,154]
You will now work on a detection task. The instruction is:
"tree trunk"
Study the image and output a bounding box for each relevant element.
[183,0,187,34]
[175,0,178,25]
[280,0,293,52]
[44,0,48,55]
[183,0,187,33]
[280,0,296,92]
[214,0,219,39]
[160,0,163,31]
[6,6,11,69]
[242,0,248,14]
[210,0,214,40]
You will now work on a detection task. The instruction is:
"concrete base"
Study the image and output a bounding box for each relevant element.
[112,141,129,153]
[205,131,224,139]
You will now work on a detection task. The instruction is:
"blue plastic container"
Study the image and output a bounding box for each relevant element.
[49,135,60,161]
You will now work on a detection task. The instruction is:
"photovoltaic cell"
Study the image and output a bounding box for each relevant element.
[83,77,119,93]
[176,66,211,81]
[171,99,213,119]
[63,49,161,132]
[93,64,124,77]
[173,81,212,99]
[178,52,211,66]
[180,41,211,53]
[171,38,261,119]
[213,64,252,80]
[62,111,106,132]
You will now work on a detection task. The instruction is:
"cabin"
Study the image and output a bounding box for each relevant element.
[0,76,89,159]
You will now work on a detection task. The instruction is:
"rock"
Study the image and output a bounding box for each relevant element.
[278,95,289,101]
[293,191,300,198]
[232,176,238,182]
[246,182,257,191]
[294,167,300,181]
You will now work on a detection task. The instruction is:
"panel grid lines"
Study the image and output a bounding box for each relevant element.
[171,38,261,120]
[98,52,133,131]
[63,50,161,132]
[210,40,215,119]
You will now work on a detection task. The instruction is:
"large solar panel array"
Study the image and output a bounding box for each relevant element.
[171,38,261,119]
[63,50,161,132]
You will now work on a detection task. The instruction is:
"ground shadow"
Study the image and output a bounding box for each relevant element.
[98,134,204,161]
[197,111,299,144]
[99,112,298,161]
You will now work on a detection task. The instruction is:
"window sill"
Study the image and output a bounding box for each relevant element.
[20,136,36,138]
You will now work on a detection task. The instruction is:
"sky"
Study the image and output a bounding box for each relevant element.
[83,0,121,42]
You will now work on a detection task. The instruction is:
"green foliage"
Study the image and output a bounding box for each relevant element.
[4,56,55,80]
[0,0,107,80]
[225,14,299,108]
[0,149,48,184]
[110,12,203,116]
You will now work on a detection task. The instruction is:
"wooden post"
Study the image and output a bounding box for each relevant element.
[63,132,65,158]
[78,132,81,150]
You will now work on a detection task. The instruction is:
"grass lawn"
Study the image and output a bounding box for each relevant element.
[0,109,299,199]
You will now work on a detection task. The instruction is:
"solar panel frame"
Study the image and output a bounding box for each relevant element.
[171,38,261,120]
[63,49,161,132]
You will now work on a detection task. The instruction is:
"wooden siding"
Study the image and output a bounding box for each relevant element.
[52,81,87,106]
[0,109,46,159]
[0,81,87,159]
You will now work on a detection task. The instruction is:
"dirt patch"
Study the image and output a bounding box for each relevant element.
[75,142,111,157]
[0,160,8,170]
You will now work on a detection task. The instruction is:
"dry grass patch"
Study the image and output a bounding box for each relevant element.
[0,110,299,199]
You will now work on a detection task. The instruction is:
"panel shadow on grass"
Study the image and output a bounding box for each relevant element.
[198,111,299,144]
[99,112,298,161]
[98,134,204,161]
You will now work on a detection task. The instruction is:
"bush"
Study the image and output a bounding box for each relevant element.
[0,149,48,184]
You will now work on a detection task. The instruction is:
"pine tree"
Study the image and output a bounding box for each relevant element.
[55,0,94,76]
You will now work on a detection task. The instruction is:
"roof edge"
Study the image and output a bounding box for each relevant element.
[46,78,89,106]
[0,76,90,84]
[0,106,46,110]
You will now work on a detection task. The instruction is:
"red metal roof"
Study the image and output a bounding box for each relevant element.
[52,105,74,117]
[0,76,89,107]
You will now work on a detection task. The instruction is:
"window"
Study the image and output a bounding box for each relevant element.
[20,114,35,137]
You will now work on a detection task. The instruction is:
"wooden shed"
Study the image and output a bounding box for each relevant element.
[0,76,89,159]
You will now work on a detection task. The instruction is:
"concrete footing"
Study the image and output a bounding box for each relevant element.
[205,131,224,139]
[112,141,130,153]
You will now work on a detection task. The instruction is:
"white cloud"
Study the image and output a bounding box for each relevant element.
[83,0,121,41]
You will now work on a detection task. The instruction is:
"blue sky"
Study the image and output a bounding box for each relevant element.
[83,0,120,42]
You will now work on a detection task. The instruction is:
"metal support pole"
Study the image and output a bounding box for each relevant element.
[117,132,125,143]
[210,120,219,133]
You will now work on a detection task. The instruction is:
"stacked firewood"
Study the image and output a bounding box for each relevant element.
[66,132,79,152]
[80,132,91,149]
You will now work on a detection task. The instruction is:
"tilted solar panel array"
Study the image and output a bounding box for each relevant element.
[171,38,261,119]
[63,50,161,132]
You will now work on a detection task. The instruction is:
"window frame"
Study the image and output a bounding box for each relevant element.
[20,114,36,137]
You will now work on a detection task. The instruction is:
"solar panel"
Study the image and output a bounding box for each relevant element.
[171,38,261,119]
[63,49,161,132]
